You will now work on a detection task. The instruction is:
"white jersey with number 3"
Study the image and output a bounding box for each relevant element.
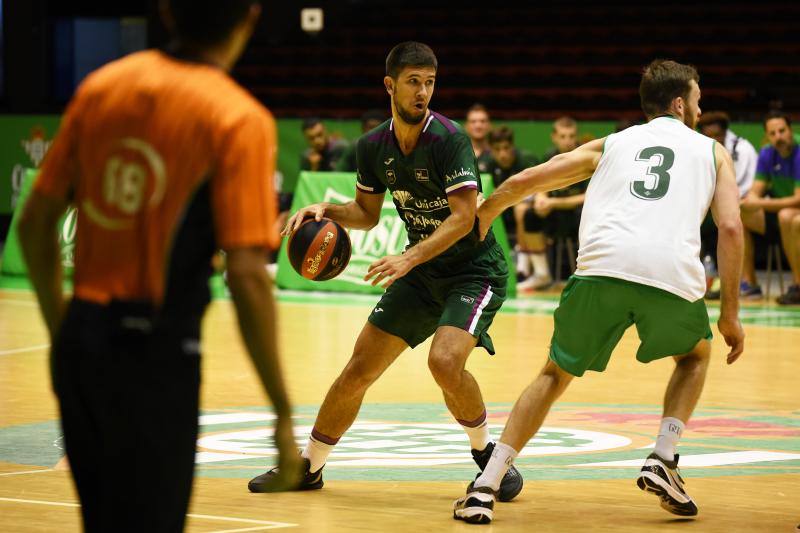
[576,116,716,301]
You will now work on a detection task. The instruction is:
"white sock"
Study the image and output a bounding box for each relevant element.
[516,251,531,276]
[531,252,550,277]
[301,436,334,473]
[654,417,684,462]
[474,441,518,491]
[461,420,492,452]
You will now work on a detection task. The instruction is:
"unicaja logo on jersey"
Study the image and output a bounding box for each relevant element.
[392,190,413,207]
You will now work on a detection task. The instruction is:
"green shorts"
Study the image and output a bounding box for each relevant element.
[368,242,508,354]
[550,275,712,377]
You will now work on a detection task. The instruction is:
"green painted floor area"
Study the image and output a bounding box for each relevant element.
[3,403,799,482]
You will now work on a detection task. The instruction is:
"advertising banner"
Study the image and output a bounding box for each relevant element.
[1,168,76,278]
[0,116,62,215]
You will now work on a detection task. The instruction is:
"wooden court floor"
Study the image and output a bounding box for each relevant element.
[1,287,799,532]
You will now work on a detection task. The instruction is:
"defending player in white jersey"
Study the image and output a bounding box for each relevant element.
[452,59,745,525]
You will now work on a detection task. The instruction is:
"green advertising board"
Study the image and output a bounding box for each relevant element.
[1,168,76,278]
[275,172,516,297]
[0,116,62,215]
[0,114,772,218]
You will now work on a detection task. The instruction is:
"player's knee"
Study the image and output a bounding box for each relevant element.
[338,354,381,392]
[541,359,573,390]
[677,342,710,372]
[778,208,795,226]
[427,352,462,391]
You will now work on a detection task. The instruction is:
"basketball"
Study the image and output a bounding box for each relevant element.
[287,217,352,281]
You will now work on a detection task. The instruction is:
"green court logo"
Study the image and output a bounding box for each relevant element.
[197,422,630,467]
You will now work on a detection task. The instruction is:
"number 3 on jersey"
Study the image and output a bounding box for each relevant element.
[630,146,674,201]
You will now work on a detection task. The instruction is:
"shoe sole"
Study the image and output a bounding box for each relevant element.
[637,473,697,517]
[248,478,324,493]
[453,508,492,524]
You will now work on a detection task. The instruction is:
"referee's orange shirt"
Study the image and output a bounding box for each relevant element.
[35,50,279,305]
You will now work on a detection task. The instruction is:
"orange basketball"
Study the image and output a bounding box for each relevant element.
[287,217,351,281]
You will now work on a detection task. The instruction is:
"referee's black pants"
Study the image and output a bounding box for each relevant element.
[53,299,201,533]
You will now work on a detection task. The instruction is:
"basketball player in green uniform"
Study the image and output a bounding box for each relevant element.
[249,41,522,500]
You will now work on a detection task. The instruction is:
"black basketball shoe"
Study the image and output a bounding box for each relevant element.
[637,452,698,516]
[472,442,523,502]
[453,482,496,524]
[248,457,324,493]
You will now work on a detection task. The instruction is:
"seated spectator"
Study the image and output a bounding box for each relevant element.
[698,111,759,300]
[485,126,540,281]
[336,110,387,172]
[465,103,493,173]
[698,111,758,198]
[535,116,586,283]
[301,117,348,172]
[739,110,800,303]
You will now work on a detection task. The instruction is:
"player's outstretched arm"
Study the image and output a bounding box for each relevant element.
[710,142,745,364]
[17,191,69,339]
[365,187,477,288]
[478,138,604,238]
[281,189,383,236]
[226,247,302,490]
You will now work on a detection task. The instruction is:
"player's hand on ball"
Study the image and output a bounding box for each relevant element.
[282,203,327,236]
[717,315,745,364]
[365,254,415,288]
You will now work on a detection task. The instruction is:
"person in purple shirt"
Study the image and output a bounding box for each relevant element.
[740,110,800,304]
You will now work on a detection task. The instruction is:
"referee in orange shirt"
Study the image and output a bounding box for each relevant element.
[18,1,300,531]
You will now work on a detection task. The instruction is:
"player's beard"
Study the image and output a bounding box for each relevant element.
[394,99,427,125]
[684,107,699,129]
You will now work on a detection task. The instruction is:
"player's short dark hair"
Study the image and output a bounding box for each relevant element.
[488,126,514,145]
[467,103,489,118]
[763,109,792,129]
[169,0,259,46]
[552,116,577,132]
[385,42,438,79]
[697,111,730,132]
[639,59,699,119]
[301,117,323,132]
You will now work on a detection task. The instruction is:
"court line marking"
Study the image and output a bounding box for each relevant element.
[0,498,297,529]
[0,344,50,356]
[211,525,291,532]
[0,298,39,307]
[0,468,53,477]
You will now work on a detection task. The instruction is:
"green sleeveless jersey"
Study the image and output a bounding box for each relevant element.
[355,111,495,263]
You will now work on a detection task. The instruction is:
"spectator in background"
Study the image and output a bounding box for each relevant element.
[698,112,758,198]
[535,116,586,283]
[698,112,758,300]
[740,110,800,303]
[485,126,539,279]
[301,118,348,172]
[336,109,387,172]
[465,103,493,172]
